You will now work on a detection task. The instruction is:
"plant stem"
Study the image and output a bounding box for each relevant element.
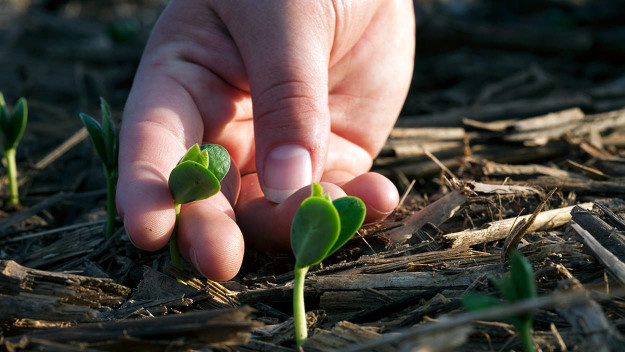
[293,265,309,346]
[103,167,117,239]
[5,148,18,206]
[519,320,535,352]
[170,203,182,269]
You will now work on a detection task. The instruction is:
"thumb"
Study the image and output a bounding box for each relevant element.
[215,2,333,203]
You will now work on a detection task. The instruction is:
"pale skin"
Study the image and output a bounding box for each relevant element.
[117,0,415,281]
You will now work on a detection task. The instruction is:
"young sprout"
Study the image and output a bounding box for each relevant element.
[0,93,27,207]
[291,183,366,346]
[168,143,230,269]
[79,98,118,239]
[462,250,537,352]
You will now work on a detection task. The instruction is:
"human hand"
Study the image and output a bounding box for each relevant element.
[117,0,415,281]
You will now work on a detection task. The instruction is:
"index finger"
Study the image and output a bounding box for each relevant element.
[117,70,203,250]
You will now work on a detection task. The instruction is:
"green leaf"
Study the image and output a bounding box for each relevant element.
[80,113,107,165]
[462,294,502,311]
[179,144,208,167]
[200,144,230,182]
[108,18,139,43]
[326,196,366,257]
[462,294,529,331]
[0,100,9,148]
[168,160,220,204]
[8,98,27,149]
[0,96,27,151]
[291,197,340,268]
[311,182,323,198]
[509,251,536,301]
[490,274,519,302]
[504,316,525,330]
[99,98,117,170]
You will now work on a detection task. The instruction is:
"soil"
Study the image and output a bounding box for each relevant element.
[2,1,625,351]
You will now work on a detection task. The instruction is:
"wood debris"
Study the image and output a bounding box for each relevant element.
[444,203,593,248]
[3,307,262,351]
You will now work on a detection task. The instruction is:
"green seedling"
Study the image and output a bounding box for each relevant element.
[168,143,230,268]
[462,251,537,352]
[291,183,366,346]
[108,18,139,43]
[0,93,27,206]
[79,98,118,239]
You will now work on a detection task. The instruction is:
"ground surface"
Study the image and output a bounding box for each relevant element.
[2,1,625,351]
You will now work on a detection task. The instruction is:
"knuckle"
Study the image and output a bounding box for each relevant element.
[253,79,324,129]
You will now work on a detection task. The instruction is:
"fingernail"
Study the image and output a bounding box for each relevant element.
[369,205,394,217]
[190,247,207,278]
[262,144,312,203]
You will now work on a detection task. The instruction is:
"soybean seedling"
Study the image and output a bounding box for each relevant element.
[291,183,366,346]
[0,93,27,206]
[168,143,230,269]
[462,250,537,352]
[79,98,118,239]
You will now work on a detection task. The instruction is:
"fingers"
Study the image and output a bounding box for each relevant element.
[117,9,245,251]
[328,0,415,158]
[117,113,189,251]
[323,171,399,223]
[325,134,373,176]
[213,1,336,203]
[176,195,244,282]
[117,80,245,280]
[117,0,254,251]
[236,171,398,252]
[117,64,206,249]
[236,175,347,252]
[172,166,243,281]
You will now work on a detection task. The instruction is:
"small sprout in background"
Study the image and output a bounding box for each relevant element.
[108,18,140,43]
[168,143,230,269]
[462,250,537,352]
[291,183,366,346]
[0,93,28,207]
[79,98,119,239]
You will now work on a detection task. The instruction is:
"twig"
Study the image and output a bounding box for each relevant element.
[342,287,625,352]
[518,177,625,194]
[388,189,468,243]
[397,179,416,208]
[570,223,625,286]
[554,272,625,349]
[1,219,106,244]
[502,188,557,259]
[550,323,567,351]
[424,149,458,181]
[571,205,625,260]
[34,127,89,170]
[308,270,487,291]
[0,192,68,236]
[396,94,591,128]
[594,202,625,231]
[389,127,465,140]
[481,161,584,179]
[467,181,541,195]
[444,202,593,248]
[4,307,261,347]
[565,160,611,181]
